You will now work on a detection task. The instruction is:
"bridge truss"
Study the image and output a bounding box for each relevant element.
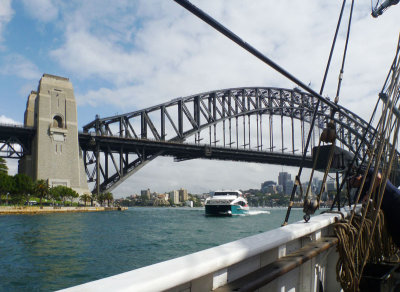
[0,124,34,159]
[81,87,375,193]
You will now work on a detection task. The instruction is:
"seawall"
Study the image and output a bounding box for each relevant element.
[0,206,127,215]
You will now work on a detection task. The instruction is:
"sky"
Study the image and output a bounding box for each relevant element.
[0,0,399,197]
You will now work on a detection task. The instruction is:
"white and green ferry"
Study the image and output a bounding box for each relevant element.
[204,190,249,216]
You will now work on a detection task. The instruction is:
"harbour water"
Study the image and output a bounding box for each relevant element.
[0,207,305,291]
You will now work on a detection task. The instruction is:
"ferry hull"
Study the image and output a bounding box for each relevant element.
[205,204,249,216]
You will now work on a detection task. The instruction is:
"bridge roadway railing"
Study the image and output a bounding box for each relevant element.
[60,208,358,292]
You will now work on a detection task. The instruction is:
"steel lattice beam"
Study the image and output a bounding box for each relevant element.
[81,87,378,193]
[0,124,35,158]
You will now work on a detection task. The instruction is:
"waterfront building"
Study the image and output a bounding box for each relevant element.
[169,190,180,204]
[141,189,151,200]
[179,188,188,202]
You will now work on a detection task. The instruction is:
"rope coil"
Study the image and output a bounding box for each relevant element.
[334,205,397,292]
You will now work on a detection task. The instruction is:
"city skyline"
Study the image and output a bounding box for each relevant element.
[122,171,332,198]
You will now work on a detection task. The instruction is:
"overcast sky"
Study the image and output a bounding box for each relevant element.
[0,0,399,197]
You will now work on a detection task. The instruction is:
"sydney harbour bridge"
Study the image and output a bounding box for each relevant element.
[0,0,395,196]
[0,86,375,193]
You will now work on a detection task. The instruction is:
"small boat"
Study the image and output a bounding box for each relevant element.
[205,190,249,216]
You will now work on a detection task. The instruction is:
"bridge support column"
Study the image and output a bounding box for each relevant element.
[96,143,100,197]
[19,74,89,195]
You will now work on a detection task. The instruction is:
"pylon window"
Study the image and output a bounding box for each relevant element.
[53,115,63,128]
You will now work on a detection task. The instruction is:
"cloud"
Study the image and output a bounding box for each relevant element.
[0,114,21,125]
[21,0,58,22]
[0,0,13,45]
[50,0,395,119]
[8,0,399,196]
[0,54,41,80]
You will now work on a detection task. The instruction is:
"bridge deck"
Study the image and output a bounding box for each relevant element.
[78,133,313,167]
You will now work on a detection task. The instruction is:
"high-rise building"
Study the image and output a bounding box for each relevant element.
[261,180,276,193]
[141,189,151,200]
[278,172,291,194]
[284,180,294,195]
[169,190,180,204]
[179,188,188,202]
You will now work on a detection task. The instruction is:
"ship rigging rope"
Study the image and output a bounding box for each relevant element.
[283,0,348,225]
[291,0,355,223]
[334,37,400,291]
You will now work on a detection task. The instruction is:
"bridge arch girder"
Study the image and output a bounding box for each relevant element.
[82,87,375,193]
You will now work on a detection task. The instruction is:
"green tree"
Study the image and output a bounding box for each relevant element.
[0,158,8,174]
[13,174,33,205]
[97,193,105,206]
[80,193,91,206]
[33,179,49,207]
[49,185,72,206]
[66,188,79,206]
[0,172,14,205]
[49,185,62,205]
[104,192,114,207]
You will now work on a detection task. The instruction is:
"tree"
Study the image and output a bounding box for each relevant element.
[33,179,49,207]
[0,158,8,174]
[49,185,79,206]
[96,193,105,206]
[0,172,14,205]
[50,185,70,206]
[66,188,79,206]
[104,192,114,207]
[80,193,91,206]
[49,185,62,204]
[13,174,33,205]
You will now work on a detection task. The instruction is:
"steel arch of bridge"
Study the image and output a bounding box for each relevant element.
[81,87,375,193]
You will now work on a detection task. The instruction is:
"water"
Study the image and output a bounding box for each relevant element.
[0,207,305,291]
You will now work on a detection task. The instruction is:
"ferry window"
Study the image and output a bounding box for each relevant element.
[214,191,240,196]
[53,115,63,128]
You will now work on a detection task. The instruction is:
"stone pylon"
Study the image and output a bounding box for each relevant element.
[19,74,89,195]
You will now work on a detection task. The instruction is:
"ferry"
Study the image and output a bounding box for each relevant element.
[204,190,249,216]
